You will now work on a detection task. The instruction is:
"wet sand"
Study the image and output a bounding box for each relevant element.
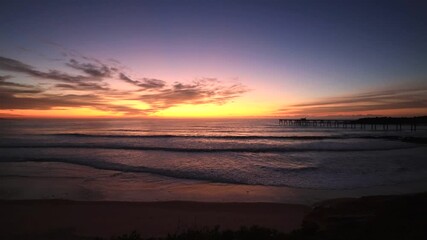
[2,162,427,205]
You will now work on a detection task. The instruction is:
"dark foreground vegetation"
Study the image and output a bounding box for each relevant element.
[105,192,427,240]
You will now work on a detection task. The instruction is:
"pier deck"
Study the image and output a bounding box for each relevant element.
[278,117,427,131]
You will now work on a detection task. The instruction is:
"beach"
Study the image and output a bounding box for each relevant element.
[0,200,309,239]
[1,192,426,239]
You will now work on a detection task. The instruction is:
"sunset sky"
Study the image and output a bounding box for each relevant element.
[1,0,426,118]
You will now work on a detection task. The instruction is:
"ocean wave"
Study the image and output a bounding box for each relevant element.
[48,133,340,140]
[8,157,250,186]
[42,133,427,143]
[4,157,327,188]
[7,157,422,190]
[0,143,417,152]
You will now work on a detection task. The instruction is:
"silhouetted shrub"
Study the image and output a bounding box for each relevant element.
[111,231,142,240]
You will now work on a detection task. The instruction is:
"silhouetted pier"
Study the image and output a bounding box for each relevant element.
[279,117,427,131]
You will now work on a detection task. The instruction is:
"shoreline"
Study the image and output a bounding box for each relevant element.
[2,162,427,206]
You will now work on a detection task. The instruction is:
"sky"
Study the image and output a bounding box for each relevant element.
[0,0,426,118]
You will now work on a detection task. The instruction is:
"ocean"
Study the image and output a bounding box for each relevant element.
[1,118,426,203]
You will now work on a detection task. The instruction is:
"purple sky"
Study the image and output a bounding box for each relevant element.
[1,0,426,117]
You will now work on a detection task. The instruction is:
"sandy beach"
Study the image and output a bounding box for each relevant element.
[1,192,426,239]
[0,200,310,239]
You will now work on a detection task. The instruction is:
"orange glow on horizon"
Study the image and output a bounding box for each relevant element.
[0,100,279,118]
[1,105,425,119]
[0,108,124,118]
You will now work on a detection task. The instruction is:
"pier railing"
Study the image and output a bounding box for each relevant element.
[278,117,427,131]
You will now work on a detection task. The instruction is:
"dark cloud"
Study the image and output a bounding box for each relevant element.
[278,87,427,115]
[0,90,142,115]
[0,56,92,83]
[119,73,165,89]
[0,75,42,93]
[0,56,114,93]
[0,92,98,110]
[66,59,114,78]
[0,75,24,88]
[0,56,34,73]
[0,56,129,112]
[0,87,42,94]
[33,70,92,83]
[54,82,110,91]
[0,75,12,81]
[0,55,248,115]
[139,78,248,111]
[290,88,425,107]
[108,58,121,64]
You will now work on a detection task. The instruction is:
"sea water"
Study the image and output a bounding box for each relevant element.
[0,119,426,203]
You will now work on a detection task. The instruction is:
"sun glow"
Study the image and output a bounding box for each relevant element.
[0,108,124,118]
[154,101,273,118]
[0,100,277,118]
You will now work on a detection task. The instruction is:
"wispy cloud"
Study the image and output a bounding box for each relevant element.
[277,87,427,116]
[0,56,93,84]
[119,73,166,90]
[0,75,12,81]
[0,53,248,115]
[66,58,115,78]
[139,78,248,111]
[0,74,42,93]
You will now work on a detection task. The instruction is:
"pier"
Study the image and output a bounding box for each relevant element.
[278,117,427,131]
